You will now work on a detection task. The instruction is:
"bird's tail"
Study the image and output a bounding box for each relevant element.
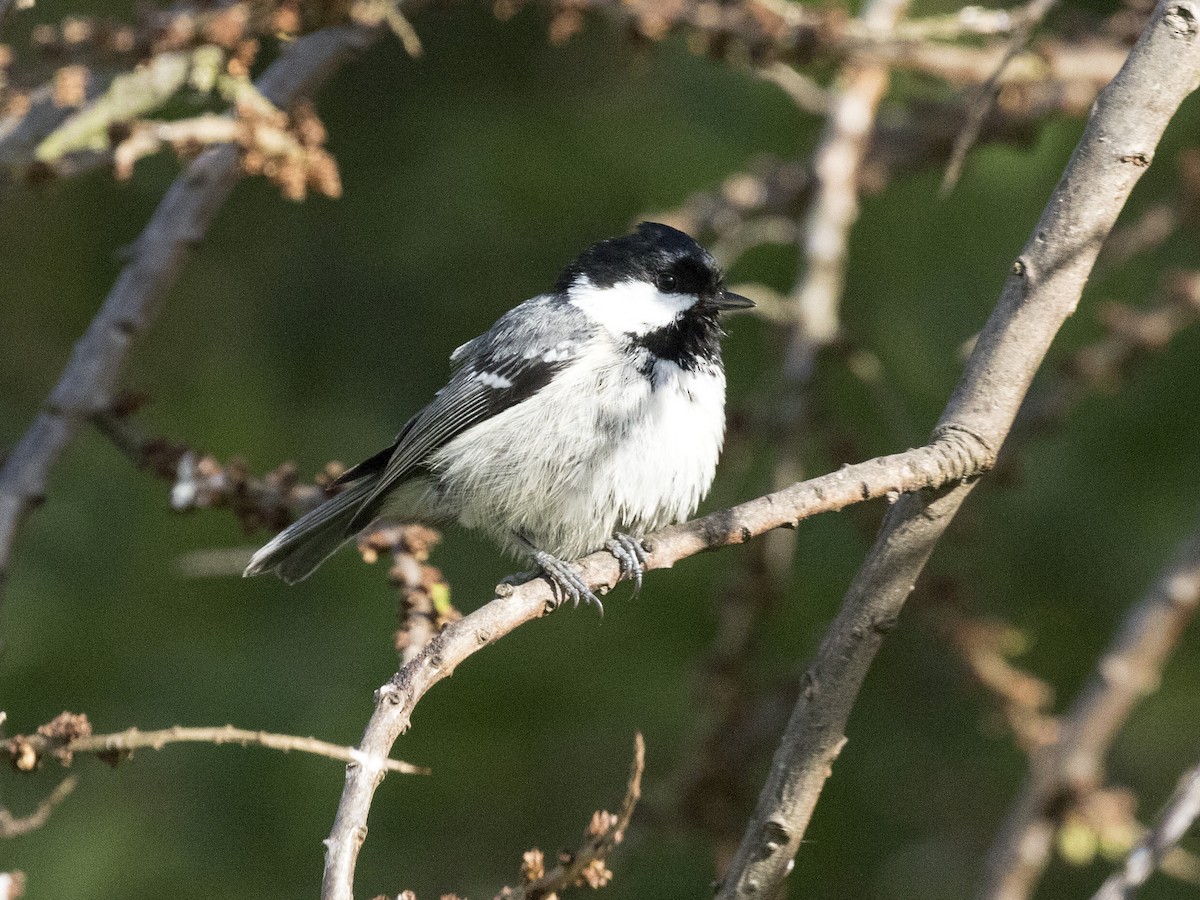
[243,477,377,584]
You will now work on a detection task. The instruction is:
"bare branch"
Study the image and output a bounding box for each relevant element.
[716,2,1200,896]
[4,713,427,775]
[940,0,1058,193]
[316,423,1042,898]
[0,776,76,839]
[981,511,1200,900]
[1092,762,1200,900]
[0,19,382,599]
[784,0,910,381]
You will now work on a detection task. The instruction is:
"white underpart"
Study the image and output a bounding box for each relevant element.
[567,275,698,336]
[419,335,727,561]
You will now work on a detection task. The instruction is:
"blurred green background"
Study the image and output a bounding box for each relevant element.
[3,1,1200,898]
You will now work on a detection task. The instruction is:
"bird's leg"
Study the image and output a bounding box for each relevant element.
[606,532,648,600]
[514,534,603,615]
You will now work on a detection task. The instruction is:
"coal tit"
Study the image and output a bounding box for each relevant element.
[244,222,753,611]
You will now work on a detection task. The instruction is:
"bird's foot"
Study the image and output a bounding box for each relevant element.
[531,549,604,616]
[607,533,648,600]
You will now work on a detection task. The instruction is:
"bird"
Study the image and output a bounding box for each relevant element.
[244,222,753,612]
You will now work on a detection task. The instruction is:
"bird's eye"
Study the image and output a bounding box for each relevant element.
[656,273,678,293]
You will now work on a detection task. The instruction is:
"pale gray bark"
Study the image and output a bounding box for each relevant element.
[716,2,1200,896]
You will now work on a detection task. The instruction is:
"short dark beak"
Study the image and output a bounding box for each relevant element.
[705,289,756,312]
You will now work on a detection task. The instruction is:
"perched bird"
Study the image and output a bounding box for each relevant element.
[244,222,753,611]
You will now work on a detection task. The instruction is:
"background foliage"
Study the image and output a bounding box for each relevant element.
[3,0,1200,897]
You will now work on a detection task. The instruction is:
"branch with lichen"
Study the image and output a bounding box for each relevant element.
[0,0,401,186]
[0,15,387,598]
[110,97,342,199]
[4,711,427,775]
[0,0,1135,187]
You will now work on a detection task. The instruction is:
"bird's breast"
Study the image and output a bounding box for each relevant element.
[431,346,727,559]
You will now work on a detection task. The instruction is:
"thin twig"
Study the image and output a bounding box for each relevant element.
[1000,271,1200,477]
[95,408,336,532]
[1092,762,1200,900]
[784,0,911,382]
[981,511,1200,900]
[940,0,1058,194]
[0,776,77,838]
[716,3,1200,897]
[5,718,427,775]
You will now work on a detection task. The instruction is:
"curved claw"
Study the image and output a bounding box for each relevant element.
[608,533,648,600]
[532,549,603,616]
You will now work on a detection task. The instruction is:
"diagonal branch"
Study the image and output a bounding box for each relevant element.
[715,2,1200,897]
[980,510,1200,900]
[1092,761,1200,900]
[318,428,1002,899]
[0,20,382,599]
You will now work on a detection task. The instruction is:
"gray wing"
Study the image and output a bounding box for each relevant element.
[342,295,589,530]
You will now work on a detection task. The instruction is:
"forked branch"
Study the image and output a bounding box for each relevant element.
[718,1,1200,895]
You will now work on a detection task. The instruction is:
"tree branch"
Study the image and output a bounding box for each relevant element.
[0,776,77,839]
[4,713,427,775]
[0,21,381,598]
[784,0,910,377]
[980,510,1200,900]
[1092,761,1200,900]
[318,426,1012,899]
[715,2,1200,896]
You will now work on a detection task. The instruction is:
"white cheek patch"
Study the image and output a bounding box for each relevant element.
[568,276,697,336]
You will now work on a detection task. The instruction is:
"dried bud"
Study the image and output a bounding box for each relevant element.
[38,712,92,745]
[579,858,613,889]
[520,847,545,883]
[586,810,617,838]
[10,737,38,772]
